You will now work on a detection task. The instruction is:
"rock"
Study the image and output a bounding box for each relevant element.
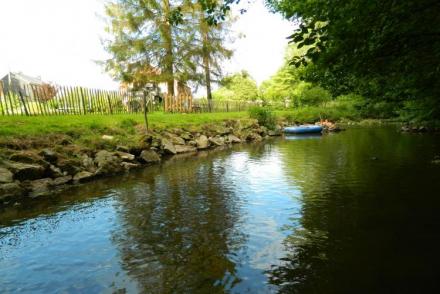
[161,138,177,154]
[401,126,410,132]
[81,154,96,173]
[9,151,47,166]
[227,134,242,143]
[268,130,281,136]
[52,176,72,186]
[151,137,162,148]
[28,178,53,198]
[139,150,161,163]
[94,150,123,175]
[0,167,13,183]
[116,151,135,162]
[102,135,114,141]
[180,132,193,141]
[5,161,45,181]
[116,145,130,153]
[418,126,427,133]
[170,135,185,145]
[0,182,24,200]
[214,126,231,135]
[39,149,58,164]
[121,162,140,171]
[188,140,197,147]
[246,133,262,142]
[73,171,94,183]
[175,145,197,153]
[195,135,209,149]
[57,158,81,175]
[48,164,64,178]
[209,136,225,146]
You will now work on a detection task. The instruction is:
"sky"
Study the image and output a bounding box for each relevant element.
[0,0,295,91]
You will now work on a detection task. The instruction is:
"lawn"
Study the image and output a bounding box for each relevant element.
[0,112,250,138]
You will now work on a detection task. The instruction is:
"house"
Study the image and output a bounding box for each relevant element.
[0,72,46,99]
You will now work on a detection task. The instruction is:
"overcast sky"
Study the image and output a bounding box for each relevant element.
[0,0,295,91]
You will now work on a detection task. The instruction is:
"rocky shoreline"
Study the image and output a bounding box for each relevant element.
[0,119,283,205]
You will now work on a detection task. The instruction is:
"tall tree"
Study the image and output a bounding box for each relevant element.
[266,0,440,119]
[103,0,195,95]
[187,4,234,111]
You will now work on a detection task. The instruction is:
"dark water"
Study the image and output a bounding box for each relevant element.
[1,127,440,293]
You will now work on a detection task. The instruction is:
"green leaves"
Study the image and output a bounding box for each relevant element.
[268,0,440,119]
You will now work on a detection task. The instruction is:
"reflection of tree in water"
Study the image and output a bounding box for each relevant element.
[266,129,440,293]
[111,148,256,293]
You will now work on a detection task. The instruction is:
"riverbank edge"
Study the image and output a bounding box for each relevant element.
[0,118,286,206]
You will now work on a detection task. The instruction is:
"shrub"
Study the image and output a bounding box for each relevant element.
[296,86,332,106]
[248,106,277,129]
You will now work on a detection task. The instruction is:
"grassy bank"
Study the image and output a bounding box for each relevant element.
[0,112,253,152]
[0,112,250,137]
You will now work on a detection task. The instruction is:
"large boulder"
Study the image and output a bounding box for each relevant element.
[73,171,94,183]
[209,136,225,146]
[161,138,177,154]
[94,150,123,175]
[0,167,13,183]
[195,135,210,149]
[0,182,24,200]
[175,145,197,154]
[5,161,45,181]
[139,150,161,163]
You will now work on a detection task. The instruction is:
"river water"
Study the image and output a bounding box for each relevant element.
[1,127,440,293]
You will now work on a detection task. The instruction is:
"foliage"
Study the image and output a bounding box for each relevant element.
[248,106,276,129]
[266,0,440,120]
[188,4,234,104]
[103,0,198,93]
[103,0,234,101]
[297,85,331,106]
[213,71,259,101]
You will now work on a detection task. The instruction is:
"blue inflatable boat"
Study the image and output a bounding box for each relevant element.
[283,125,323,134]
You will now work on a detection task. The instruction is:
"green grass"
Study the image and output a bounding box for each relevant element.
[0,112,250,138]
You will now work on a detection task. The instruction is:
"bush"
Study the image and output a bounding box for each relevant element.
[248,106,277,129]
[296,86,332,106]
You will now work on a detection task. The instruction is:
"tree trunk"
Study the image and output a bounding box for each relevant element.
[201,18,212,112]
[162,0,174,97]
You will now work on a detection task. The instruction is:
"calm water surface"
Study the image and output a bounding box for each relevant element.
[1,127,440,293]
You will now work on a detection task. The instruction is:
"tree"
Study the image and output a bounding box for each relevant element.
[266,0,440,119]
[187,4,234,111]
[213,71,259,101]
[103,0,196,95]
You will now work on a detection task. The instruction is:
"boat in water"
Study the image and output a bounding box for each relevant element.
[283,125,323,134]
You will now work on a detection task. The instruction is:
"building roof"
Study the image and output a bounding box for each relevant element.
[1,72,44,85]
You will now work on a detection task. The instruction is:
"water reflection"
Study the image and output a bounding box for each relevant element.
[267,128,440,293]
[1,128,440,293]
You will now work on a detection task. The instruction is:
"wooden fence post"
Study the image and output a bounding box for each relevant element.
[107,93,113,114]
[18,91,29,116]
[80,88,87,114]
